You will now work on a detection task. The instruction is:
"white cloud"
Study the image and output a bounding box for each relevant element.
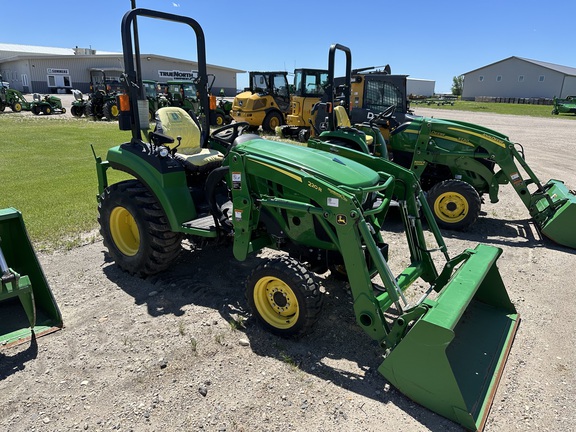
[172,2,180,7]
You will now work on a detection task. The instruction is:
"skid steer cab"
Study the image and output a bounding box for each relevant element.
[94,8,520,431]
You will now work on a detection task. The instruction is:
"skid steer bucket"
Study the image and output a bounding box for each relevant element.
[532,179,576,249]
[379,244,519,431]
[0,208,62,348]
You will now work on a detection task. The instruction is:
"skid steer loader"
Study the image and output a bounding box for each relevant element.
[94,8,519,430]
[306,45,576,249]
[0,208,62,347]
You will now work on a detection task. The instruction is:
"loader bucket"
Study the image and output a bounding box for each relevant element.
[533,179,576,249]
[0,208,62,348]
[379,244,519,431]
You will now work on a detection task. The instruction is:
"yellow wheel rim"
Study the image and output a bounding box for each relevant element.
[109,206,140,256]
[433,191,469,223]
[216,115,224,126]
[111,105,119,117]
[253,276,299,329]
[269,116,281,129]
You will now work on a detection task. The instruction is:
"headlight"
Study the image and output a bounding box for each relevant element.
[158,146,170,158]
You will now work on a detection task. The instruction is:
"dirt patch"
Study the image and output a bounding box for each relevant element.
[1,109,575,431]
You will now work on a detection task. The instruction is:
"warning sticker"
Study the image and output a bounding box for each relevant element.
[234,209,243,221]
[232,172,242,190]
[327,197,339,207]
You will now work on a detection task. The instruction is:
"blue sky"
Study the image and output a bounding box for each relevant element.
[3,0,575,93]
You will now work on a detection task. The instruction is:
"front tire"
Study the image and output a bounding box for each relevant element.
[98,180,182,277]
[246,256,323,338]
[426,179,481,231]
[12,102,22,112]
[71,105,84,117]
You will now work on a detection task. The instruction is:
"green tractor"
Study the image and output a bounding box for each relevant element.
[71,68,122,120]
[0,208,63,347]
[143,79,170,122]
[0,79,32,113]
[30,93,66,115]
[307,45,576,249]
[94,8,520,431]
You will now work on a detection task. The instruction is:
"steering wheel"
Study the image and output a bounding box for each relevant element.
[377,104,396,120]
[210,122,250,150]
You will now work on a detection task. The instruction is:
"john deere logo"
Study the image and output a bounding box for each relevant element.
[336,214,347,225]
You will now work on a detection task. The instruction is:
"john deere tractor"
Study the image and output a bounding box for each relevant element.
[30,93,66,115]
[305,45,576,249]
[71,68,122,120]
[94,8,520,431]
[0,79,32,113]
[231,71,291,132]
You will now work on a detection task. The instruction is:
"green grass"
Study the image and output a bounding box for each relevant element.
[0,115,132,251]
[411,100,576,119]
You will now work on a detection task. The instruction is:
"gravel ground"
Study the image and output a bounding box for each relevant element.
[1,106,575,432]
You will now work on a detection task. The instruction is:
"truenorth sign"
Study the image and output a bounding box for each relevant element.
[158,70,197,80]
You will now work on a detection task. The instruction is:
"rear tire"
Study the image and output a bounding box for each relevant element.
[31,106,41,115]
[103,100,119,120]
[262,111,283,132]
[42,106,52,115]
[84,100,95,119]
[246,256,323,338]
[426,179,481,231]
[98,180,182,277]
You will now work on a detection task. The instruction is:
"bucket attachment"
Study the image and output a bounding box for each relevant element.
[0,208,62,348]
[531,179,576,249]
[379,244,519,431]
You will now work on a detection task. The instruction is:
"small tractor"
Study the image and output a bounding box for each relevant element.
[0,79,32,113]
[71,68,122,120]
[30,93,66,115]
[231,71,291,132]
[143,79,170,121]
[0,208,63,347]
[551,95,576,115]
[94,8,520,431]
[306,46,576,248]
[165,79,200,115]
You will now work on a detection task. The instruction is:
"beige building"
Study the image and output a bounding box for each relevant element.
[0,43,243,96]
[462,56,576,101]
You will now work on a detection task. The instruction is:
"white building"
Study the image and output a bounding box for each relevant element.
[406,78,435,97]
[0,43,244,96]
[462,56,576,100]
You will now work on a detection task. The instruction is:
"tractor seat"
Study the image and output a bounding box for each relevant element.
[154,107,223,170]
[334,105,373,146]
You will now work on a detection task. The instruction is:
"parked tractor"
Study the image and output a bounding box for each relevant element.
[30,93,66,115]
[71,68,122,120]
[93,8,520,431]
[551,95,576,115]
[231,71,291,132]
[0,208,63,347]
[306,45,576,248]
[0,79,32,113]
[143,79,170,121]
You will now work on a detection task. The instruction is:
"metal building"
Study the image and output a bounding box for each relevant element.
[0,43,244,96]
[462,56,576,101]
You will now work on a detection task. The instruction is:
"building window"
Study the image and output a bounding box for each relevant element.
[496,75,502,82]
[539,75,545,82]
[518,75,525,82]
[47,74,73,88]
[478,76,484,82]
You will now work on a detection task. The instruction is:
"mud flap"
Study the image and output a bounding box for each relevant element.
[379,244,519,431]
[0,208,62,348]
[533,179,576,249]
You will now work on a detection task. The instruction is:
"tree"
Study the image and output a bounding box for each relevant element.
[451,75,464,96]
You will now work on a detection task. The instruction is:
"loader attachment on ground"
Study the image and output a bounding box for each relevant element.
[530,179,576,249]
[0,208,62,348]
[379,244,519,431]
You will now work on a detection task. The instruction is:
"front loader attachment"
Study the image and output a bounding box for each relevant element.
[0,208,62,347]
[379,244,519,431]
[530,179,576,249]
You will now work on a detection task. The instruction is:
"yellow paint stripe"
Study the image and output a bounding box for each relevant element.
[430,132,475,147]
[253,160,303,182]
[447,127,506,148]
